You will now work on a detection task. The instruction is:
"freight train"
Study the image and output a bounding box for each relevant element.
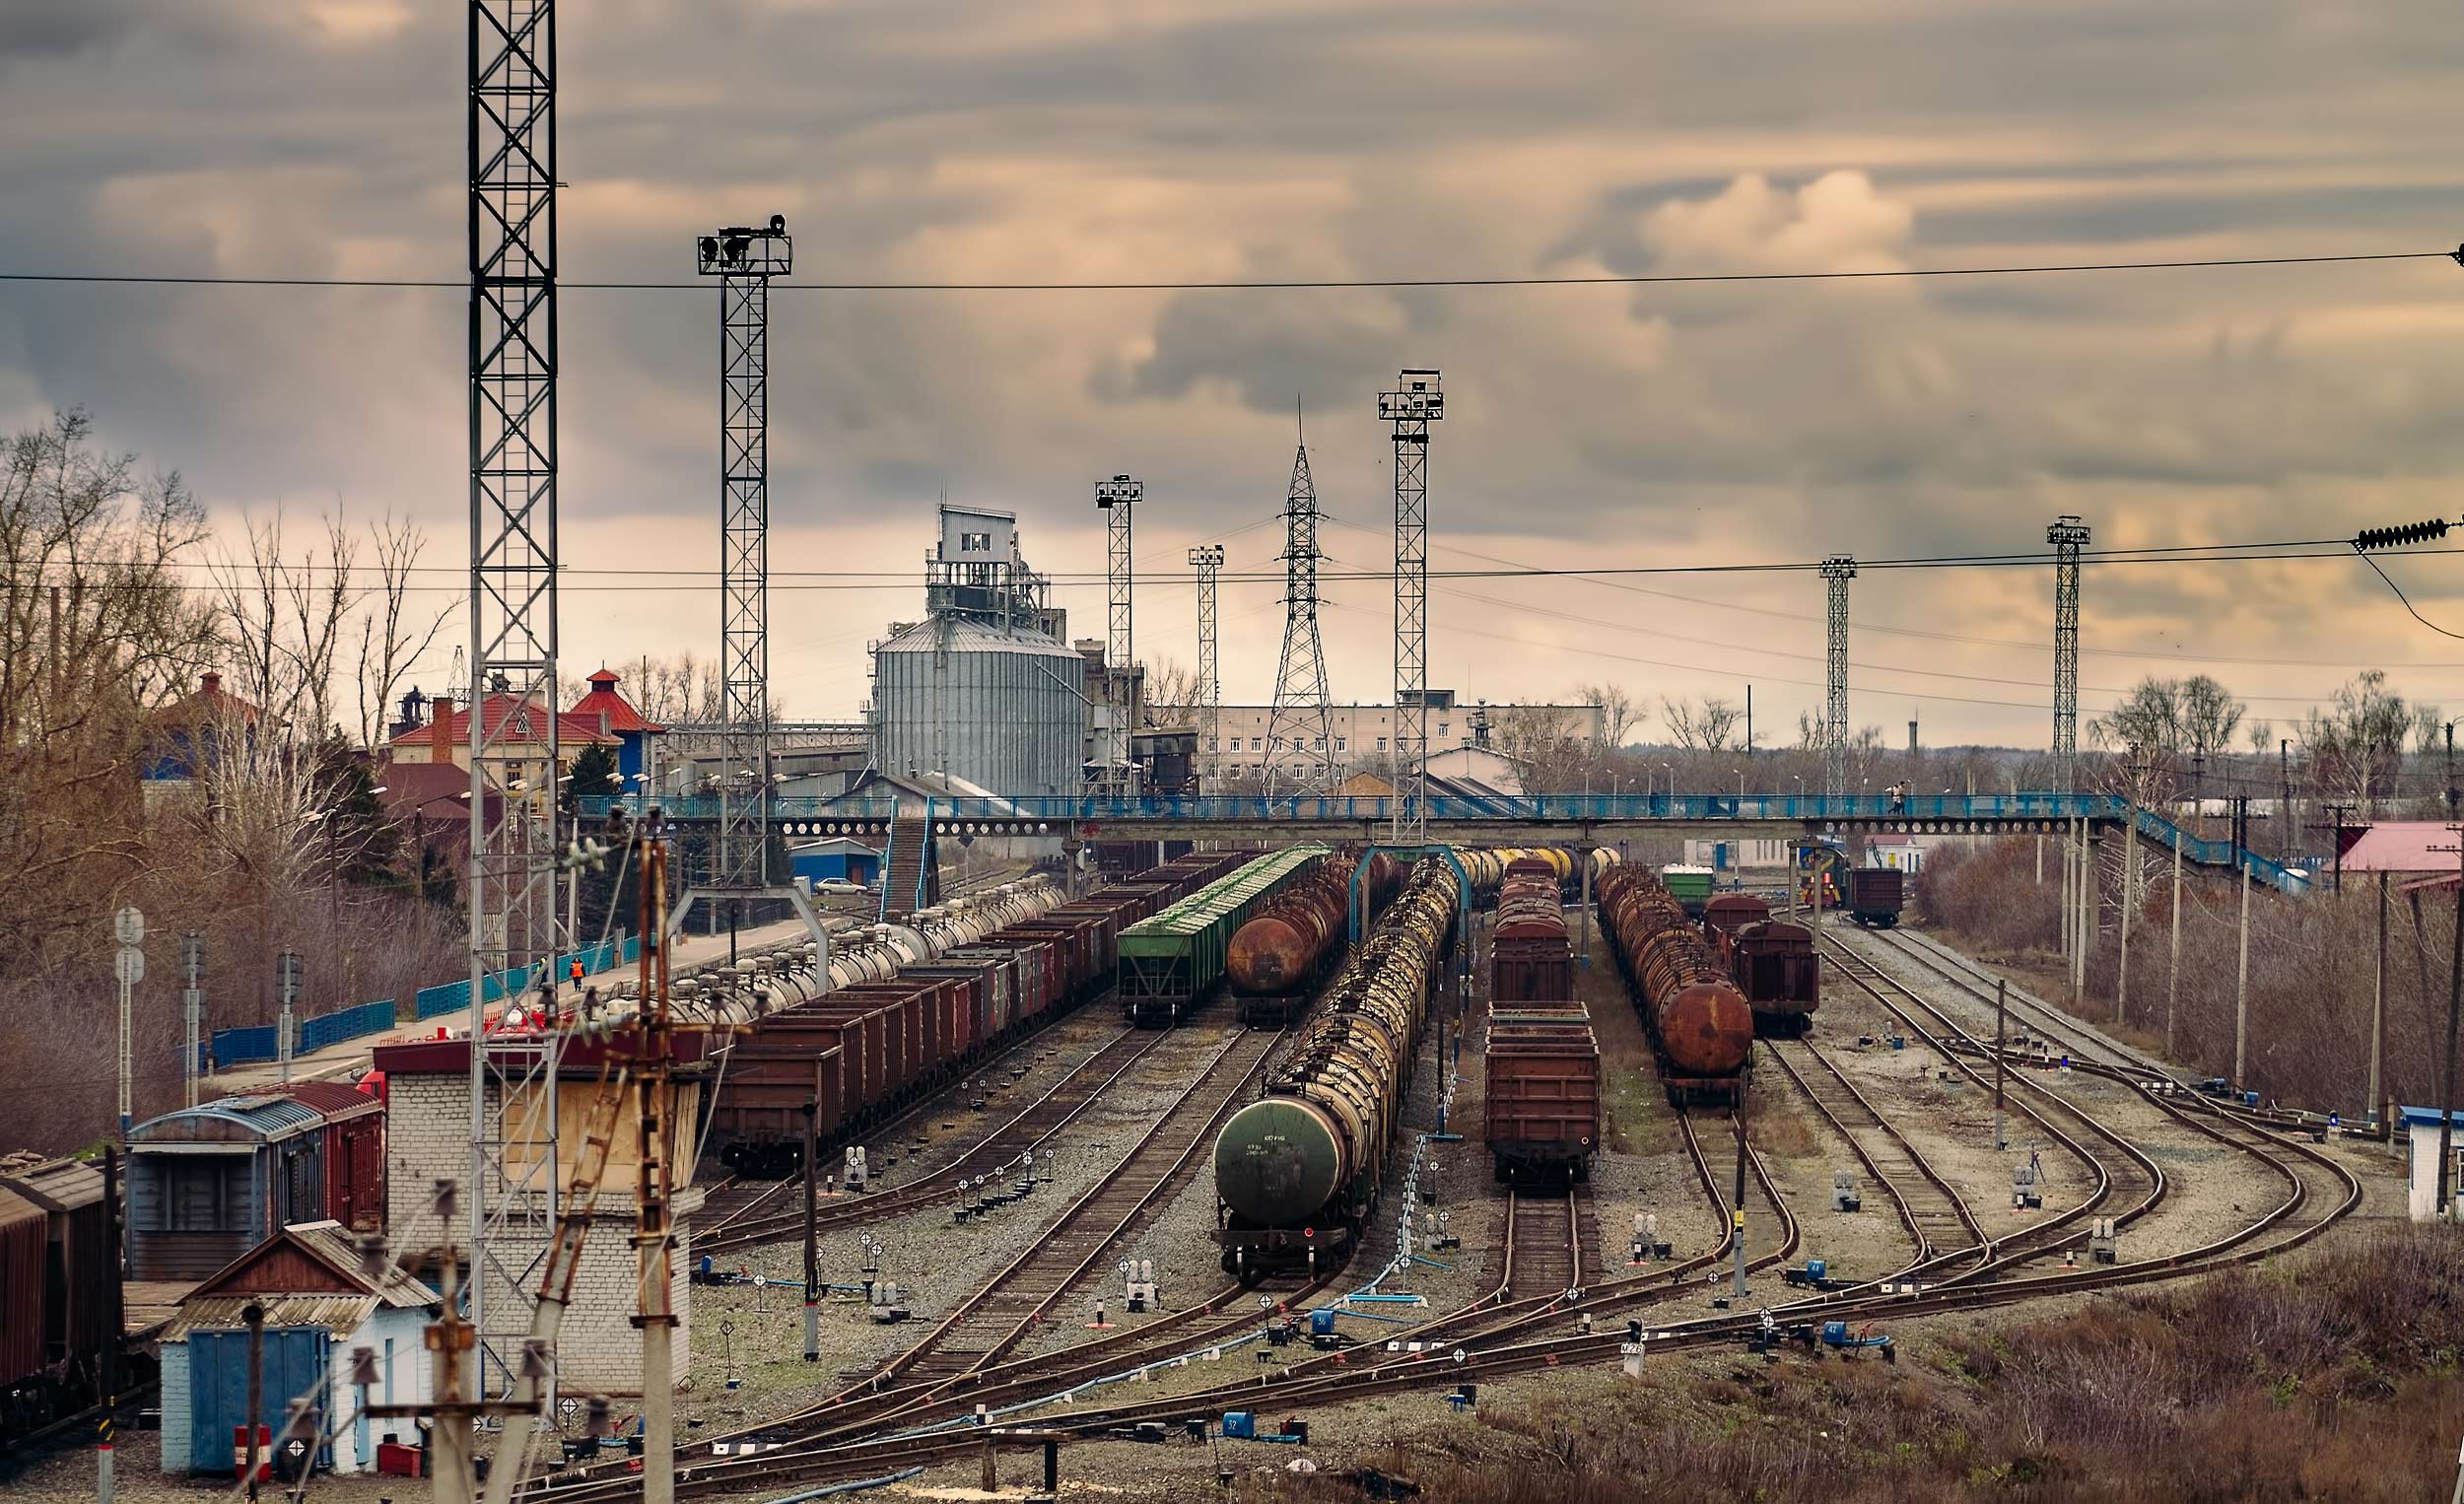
[1699,892,1819,1035]
[1481,859,1600,1184]
[1119,847,1332,1026]
[0,1153,124,1453]
[702,851,1251,1176]
[1226,851,1404,1025]
[1212,860,1457,1281]
[1598,865,1753,1105]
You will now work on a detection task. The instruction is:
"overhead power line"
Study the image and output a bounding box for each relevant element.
[0,248,2452,295]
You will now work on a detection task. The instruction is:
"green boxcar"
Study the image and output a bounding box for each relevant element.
[1660,863,1715,920]
[1118,846,1328,1025]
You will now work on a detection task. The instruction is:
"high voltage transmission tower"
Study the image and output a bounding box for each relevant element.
[465,0,565,1406]
[1265,414,1334,795]
[1095,475,1140,792]
[696,215,790,890]
[1189,544,1223,787]
[1379,369,1443,842]
[1820,556,1855,800]
[2048,514,2090,792]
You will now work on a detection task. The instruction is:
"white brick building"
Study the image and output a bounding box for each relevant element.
[376,1041,705,1397]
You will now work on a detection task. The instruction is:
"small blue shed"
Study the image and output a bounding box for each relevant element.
[161,1220,437,1476]
[790,837,881,888]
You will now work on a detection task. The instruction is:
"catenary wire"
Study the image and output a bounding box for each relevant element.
[0,249,2448,293]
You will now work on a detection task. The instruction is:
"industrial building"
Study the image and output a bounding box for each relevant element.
[868,507,1087,796]
[1206,691,1605,785]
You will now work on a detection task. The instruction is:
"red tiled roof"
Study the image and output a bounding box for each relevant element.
[569,666,665,735]
[152,670,261,727]
[386,694,618,747]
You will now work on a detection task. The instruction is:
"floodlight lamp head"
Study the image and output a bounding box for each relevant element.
[1095,476,1141,509]
[1189,544,1224,567]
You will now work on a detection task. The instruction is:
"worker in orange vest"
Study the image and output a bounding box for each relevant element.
[568,956,583,988]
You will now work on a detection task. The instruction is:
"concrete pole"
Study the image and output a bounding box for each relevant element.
[2117,815,2135,1028]
[182,931,203,1110]
[432,1249,472,1504]
[2167,836,2182,1060]
[243,1302,265,1495]
[1993,980,2008,1152]
[1577,847,1593,967]
[2372,873,2388,1121]
[644,1323,676,1504]
[2234,866,2252,1089]
[2059,828,2073,959]
[803,1095,821,1363]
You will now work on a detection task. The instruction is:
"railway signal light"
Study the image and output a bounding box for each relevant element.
[2354,517,2451,551]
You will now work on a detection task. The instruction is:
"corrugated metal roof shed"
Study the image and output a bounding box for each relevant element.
[163,1293,378,1341]
[130,1094,325,1148]
[0,1153,103,1211]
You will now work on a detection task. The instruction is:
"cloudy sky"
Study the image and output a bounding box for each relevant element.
[6,0,2463,750]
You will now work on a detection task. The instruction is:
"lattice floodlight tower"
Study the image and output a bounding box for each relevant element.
[1820,556,1855,800]
[667,214,827,954]
[1380,370,1443,842]
[1265,419,1335,796]
[1189,544,1224,788]
[1095,475,1140,792]
[2048,515,2090,793]
[465,0,566,1404]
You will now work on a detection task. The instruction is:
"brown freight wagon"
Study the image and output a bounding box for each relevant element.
[1482,1004,1601,1185]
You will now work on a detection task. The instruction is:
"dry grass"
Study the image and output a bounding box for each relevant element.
[1256,1225,2464,1504]
[1915,835,2456,1116]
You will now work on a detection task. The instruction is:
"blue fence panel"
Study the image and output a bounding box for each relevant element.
[297,998,396,1055]
[210,1025,279,1069]
[414,981,468,1019]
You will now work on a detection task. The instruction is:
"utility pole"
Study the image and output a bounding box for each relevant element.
[634,832,680,1504]
[181,931,204,1109]
[1264,408,1334,796]
[275,949,301,1086]
[2372,872,2388,1123]
[2234,826,2253,1090]
[1380,369,1443,844]
[1993,980,2009,1151]
[1730,1082,1750,1300]
[2281,738,2293,863]
[467,0,567,1401]
[2167,831,2183,1060]
[2117,756,2141,1026]
[696,213,791,892]
[2323,803,2352,894]
[2047,514,2089,794]
[1190,544,1223,789]
[802,1094,820,1363]
[2439,831,2464,1220]
[1820,557,1854,802]
[1096,475,1140,794]
[112,906,143,1146]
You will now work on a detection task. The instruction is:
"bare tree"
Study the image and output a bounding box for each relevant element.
[353,510,453,749]
[1138,655,1202,724]
[1659,694,1743,753]
[2179,675,2245,760]
[2302,670,2417,814]
[0,412,219,977]
[1576,681,1640,746]
[213,508,362,741]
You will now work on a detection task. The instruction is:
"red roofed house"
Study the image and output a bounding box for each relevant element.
[565,666,667,785]
[385,691,615,820]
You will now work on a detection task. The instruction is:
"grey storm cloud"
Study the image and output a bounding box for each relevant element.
[3,0,2462,743]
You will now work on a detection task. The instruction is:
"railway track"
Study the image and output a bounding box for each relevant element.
[524,928,2363,1504]
[697,1024,1167,1256]
[1758,1034,1984,1269]
[1496,1190,1588,1302]
[861,1025,1288,1399]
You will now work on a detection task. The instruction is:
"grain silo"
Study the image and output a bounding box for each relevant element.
[869,507,1082,796]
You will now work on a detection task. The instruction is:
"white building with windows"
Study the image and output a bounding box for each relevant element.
[1204,691,1604,784]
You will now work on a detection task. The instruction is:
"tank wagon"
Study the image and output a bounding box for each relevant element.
[1598,866,1752,1105]
[1482,1004,1599,1185]
[1732,921,1819,1035]
[704,853,1246,1176]
[1118,846,1330,1027]
[1488,861,1573,1005]
[0,1153,121,1451]
[1212,861,1457,1281]
[1227,852,1403,1026]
